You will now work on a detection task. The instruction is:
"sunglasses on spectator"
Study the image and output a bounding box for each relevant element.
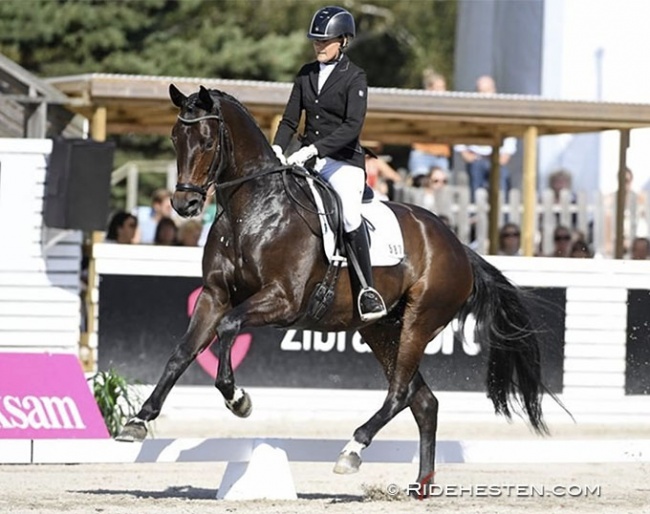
[554,234,571,242]
[501,232,520,238]
[431,178,448,184]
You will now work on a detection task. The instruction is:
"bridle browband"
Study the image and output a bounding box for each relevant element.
[175,113,228,198]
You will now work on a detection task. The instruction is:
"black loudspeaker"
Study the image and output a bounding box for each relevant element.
[44,138,115,232]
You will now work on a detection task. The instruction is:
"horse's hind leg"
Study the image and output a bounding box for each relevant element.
[335,323,439,488]
[116,287,227,442]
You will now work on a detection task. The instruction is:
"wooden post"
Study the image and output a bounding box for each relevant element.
[522,126,538,256]
[80,106,108,371]
[615,129,630,259]
[488,137,502,254]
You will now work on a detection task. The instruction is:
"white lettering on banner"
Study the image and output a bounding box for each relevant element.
[0,395,86,430]
[280,330,371,353]
[280,318,481,356]
[424,315,481,356]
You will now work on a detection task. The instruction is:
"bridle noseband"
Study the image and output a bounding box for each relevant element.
[175,113,228,199]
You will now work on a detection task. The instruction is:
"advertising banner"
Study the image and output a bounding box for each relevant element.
[98,275,565,393]
[0,353,109,439]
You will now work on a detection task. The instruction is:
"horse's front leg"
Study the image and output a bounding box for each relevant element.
[213,284,297,418]
[116,287,228,441]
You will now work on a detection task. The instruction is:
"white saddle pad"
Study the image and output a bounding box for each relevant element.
[307,178,405,267]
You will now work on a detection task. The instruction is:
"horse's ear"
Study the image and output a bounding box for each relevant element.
[198,86,214,112]
[169,84,187,108]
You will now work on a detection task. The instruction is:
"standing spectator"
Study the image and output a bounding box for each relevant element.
[137,188,173,244]
[154,217,178,246]
[407,69,451,178]
[548,168,576,204]
[105,211,138,244]
[547,225,573,257]
[454,75,517,201]
[603,168,648,258]
[630,237,650,260]
[498,223,522,256]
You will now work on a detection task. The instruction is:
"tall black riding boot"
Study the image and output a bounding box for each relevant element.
[344,224,388,321]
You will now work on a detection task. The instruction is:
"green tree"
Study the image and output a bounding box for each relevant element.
[0,0,457,207]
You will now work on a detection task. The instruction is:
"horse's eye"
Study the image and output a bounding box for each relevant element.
[204,139,216,151]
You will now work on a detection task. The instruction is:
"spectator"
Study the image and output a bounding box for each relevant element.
[548,168,575,204]
[570,240,592,258]
[548,225,573,257]
[154,217,178,246]
[407,69,451,178]
[454,75,516,201]
[498,223,522,256]
[364,144,402,201]
[105,211,138,244]
[418,166,449,212]
[630,237,650,260]
[137,188,173,244]
[603,167,649,257]
[178,219,203,247]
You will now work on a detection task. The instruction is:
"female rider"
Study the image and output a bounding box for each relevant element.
[272,5,387,322]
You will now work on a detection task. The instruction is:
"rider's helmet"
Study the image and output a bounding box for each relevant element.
[307,6,355,41]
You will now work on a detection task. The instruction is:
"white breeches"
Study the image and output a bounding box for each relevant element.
[314,157,364,232]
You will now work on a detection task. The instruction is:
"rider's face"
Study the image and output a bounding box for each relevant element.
[313,38,342,63]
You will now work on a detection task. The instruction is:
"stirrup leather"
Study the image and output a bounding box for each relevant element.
[358,286,387,321]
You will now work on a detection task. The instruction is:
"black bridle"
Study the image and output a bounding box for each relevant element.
[175,113,228,199]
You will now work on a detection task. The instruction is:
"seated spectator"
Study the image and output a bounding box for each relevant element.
[137,188,173,244]
[570,240,592,258]
[418,166,449,212]
[547,225,573,257]
[364,145,402,201]
[498,223,522,256]
[630,237,650,260]
[105,211,138,244]
[178,219,203,247]
[154,217,178,246]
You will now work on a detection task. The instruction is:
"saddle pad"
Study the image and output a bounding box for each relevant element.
[306,178,405,267]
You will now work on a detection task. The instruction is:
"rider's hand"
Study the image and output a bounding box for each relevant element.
[271,145,287,165]
[287,145,318,166]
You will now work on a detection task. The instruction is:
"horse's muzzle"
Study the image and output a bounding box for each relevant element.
[172,190,204,218]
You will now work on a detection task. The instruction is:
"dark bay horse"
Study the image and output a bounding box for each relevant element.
[117,84,550,494]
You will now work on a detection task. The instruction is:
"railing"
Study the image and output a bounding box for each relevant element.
[111,160,176,212]
[393,185,650,257]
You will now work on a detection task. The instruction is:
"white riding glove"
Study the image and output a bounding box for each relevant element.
[287,144,318,166]
[271,145,287,165]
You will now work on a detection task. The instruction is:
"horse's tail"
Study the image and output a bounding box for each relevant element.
[458,246,548,434]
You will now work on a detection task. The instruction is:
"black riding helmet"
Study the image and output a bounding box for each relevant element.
[307,6,355,41]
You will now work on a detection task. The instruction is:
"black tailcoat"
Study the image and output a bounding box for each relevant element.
[273,54,367,169]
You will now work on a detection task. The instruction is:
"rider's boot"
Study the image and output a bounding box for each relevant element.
[344,224,387,322]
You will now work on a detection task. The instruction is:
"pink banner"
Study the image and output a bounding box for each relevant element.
[0,353,109,439]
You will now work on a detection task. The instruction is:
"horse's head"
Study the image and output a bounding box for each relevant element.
[169,84,228,218]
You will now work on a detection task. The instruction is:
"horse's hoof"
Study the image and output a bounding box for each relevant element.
[225,389,252,418]
[333,452,362,474]
[115,418,148,442]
